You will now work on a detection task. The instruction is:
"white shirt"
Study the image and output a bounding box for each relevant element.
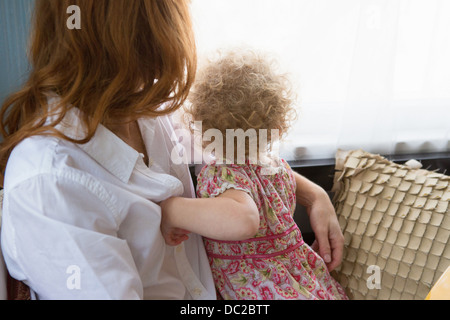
[0,100,216,300]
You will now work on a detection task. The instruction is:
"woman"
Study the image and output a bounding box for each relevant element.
[0,0,343,300]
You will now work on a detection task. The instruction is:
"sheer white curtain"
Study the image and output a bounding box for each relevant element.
[190,0,450,161]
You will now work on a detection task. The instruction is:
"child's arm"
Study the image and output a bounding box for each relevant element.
[160,189,260,245]
[293,171,344,271]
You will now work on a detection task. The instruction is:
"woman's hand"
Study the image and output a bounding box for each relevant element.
[293,172,344,272]
[306,190,344,272]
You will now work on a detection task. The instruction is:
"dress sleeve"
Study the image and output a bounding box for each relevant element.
[196,164,254,199]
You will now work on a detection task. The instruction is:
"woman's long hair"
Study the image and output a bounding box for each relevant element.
[0,0,197,185]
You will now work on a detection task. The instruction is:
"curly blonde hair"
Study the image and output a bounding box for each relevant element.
[185,49,297,161]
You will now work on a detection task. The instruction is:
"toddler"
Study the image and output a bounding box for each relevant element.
[164,49,348,300]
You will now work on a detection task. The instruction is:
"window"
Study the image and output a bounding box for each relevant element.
[190,0,450,160]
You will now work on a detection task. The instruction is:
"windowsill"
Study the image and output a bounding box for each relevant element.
[288,151,450,169]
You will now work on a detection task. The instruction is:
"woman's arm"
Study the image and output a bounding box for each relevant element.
[2,175,144,299]
[160,189,260,245]
[293,172,344,271]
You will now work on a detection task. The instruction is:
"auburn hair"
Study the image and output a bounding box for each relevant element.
[0,0,197,185]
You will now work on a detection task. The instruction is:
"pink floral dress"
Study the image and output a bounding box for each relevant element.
[196,159,348,300]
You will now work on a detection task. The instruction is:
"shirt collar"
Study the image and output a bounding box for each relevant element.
[53,102,140,184]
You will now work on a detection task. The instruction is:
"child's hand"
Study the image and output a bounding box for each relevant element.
[161,225,191,246]
[160,197,191,246]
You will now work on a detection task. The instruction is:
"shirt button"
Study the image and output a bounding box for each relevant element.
[176,245,183,253]
[192,288,203,296]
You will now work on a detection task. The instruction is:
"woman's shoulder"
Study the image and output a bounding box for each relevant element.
[6,135,57,179]
[4,135,85,190]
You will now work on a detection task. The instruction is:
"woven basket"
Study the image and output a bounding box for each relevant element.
[331,150,450,300]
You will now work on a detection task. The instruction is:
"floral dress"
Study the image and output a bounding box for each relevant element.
[196,159,348,300]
